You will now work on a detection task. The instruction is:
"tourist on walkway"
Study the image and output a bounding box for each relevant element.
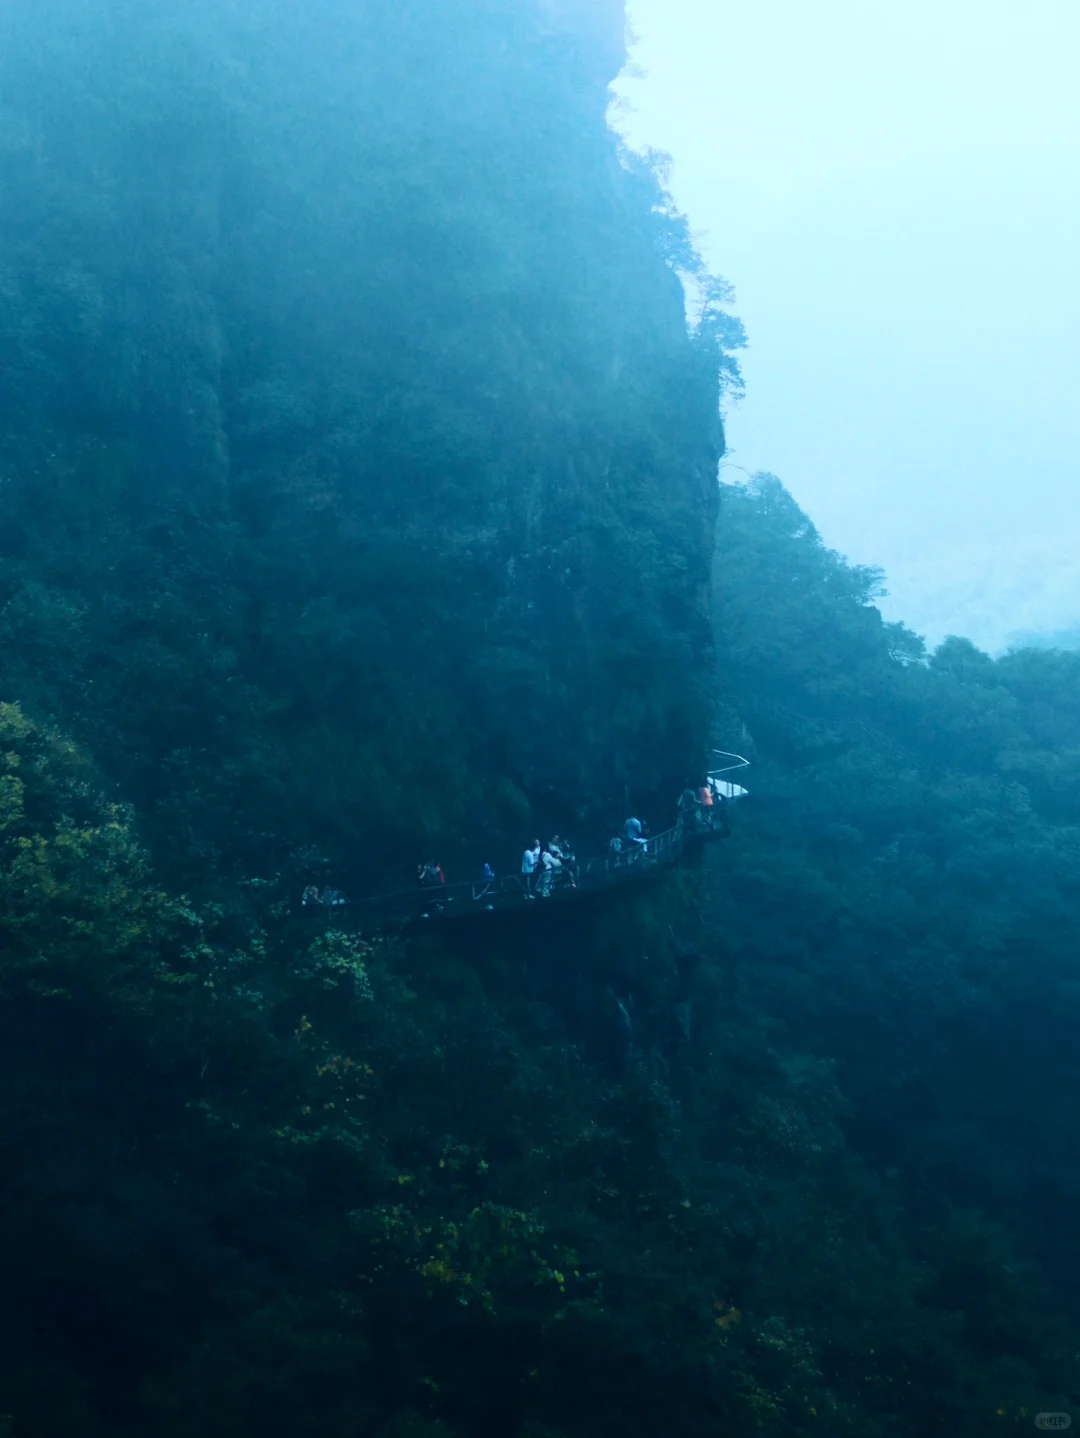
[418,862,446,917]
[677,788,701,831]
[623,816,648,857]
[675,788,710,834]
[539,845,562,897]
[521,839,541,896]
[473,860,495,900]
[551,835,578,884]
[698,784,715,829]
[303,884,347,908]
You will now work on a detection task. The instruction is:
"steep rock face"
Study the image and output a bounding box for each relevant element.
[0,0,725,881]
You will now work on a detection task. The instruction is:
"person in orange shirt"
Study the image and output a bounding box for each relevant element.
[698,784,714,829]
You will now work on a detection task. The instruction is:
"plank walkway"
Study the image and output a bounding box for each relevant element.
[306,753,749,937]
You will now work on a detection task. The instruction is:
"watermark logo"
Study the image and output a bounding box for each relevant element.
[1034,1415,1072,1431]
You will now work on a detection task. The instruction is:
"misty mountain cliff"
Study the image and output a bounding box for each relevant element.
[0,0,733,884]
[13,5,1080,1436]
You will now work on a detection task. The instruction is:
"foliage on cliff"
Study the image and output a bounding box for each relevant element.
[6,477,1080,1433]
[705,473,1080,1421]
[6,693,1077,1438]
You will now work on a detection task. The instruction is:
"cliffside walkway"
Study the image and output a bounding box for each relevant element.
[342,753,749,936]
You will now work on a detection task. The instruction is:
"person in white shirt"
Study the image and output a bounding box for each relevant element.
[539,845,562,897]
[551,835,577,884]
[521,840,541,895]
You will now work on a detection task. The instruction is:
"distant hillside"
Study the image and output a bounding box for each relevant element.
[1008,622,1080,651]
[872,531,1080,655]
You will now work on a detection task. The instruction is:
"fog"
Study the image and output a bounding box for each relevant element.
[613,0,1080,652]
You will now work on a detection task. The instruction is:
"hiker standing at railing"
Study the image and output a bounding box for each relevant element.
[698,784,715,829]
[301,884,348,917]
[538,844,562,897]
[417,860,447,917]
[521,839,541,897]
[623,816,648,858]
[551,835,578,885]
[473,861,495,900]
[677,788,701,833]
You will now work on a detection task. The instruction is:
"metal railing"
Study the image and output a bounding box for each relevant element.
[708,750,751,801]
[582,816,684,879]
[310,756,748,934]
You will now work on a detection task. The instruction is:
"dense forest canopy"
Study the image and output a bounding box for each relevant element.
[3,2,1080,1436]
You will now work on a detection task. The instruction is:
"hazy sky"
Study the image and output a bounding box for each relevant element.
[612,0,1080,651]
